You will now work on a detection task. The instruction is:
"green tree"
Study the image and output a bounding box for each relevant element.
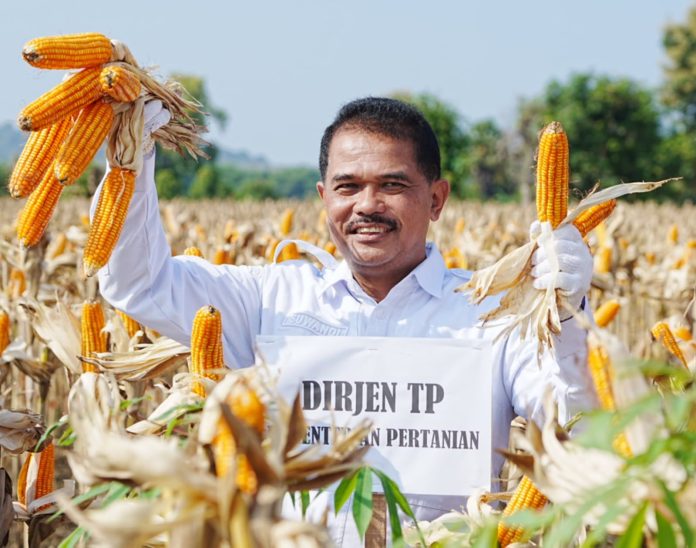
[390,92,471,197]
[663,6,696,132]
[235,179,279,200]
[189,164,221,198]
[156,168,184,199]
[468,120,513,199]
[519,73,662,194]
[154,74,226,195]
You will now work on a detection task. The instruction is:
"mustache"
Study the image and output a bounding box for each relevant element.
[346,215,398,233]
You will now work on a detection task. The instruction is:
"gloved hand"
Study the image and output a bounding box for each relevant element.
[529,222,593,315]
[142,99,171,155]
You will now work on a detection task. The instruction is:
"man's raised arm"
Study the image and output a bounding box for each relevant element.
[92,103,263,367]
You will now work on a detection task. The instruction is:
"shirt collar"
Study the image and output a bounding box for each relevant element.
[318,242,446,299]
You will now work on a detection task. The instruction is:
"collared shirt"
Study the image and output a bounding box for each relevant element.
[95,152,597,529]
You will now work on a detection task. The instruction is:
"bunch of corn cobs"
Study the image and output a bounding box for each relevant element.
[9,32,207,277]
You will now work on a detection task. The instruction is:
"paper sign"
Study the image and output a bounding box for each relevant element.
[257,335,493,497]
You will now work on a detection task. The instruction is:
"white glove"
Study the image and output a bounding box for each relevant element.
[530,222,592,314]
[142,100,171,155]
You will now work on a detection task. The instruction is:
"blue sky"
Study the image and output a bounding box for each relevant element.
[1,1,693,166]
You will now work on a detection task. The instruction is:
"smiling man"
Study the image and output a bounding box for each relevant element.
[95,97,597,545]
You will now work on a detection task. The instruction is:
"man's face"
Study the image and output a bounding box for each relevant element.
[317,128,449,280]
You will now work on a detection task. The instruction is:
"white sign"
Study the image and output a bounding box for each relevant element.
[257,336,493,497]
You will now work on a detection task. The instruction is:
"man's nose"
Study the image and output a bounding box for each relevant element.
[355,186,386,215]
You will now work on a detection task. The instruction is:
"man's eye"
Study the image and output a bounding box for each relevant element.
[336,183,358,192]
[383,182,405,189]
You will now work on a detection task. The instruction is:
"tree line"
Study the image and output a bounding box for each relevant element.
[4,6,696,202]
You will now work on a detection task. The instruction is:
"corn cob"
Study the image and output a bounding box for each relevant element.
[674,326,693,341]
[17,442,55,510]
[651,321,688,368]
[224,220,237,242]
[8,268,27,299]
[594,300,620,328]
[213,381,265,494]
[454,217,466,236]
[16,166,64,247]
[587,343,633,457]
[668,224,679,245]
[536,121,569,228]
[116,310,142,339]
[18,66,103,131]
[277,242,300,263]
[573,200,617,237]
[324,241,337,255]
[189,306,224,397]
[55,100,114,185]
[184,246,204,258]
[0,312,10,355]
[46,232,68,260]
[498,475,548,546]
[279,208,294,236]
[8,116,72,198]
[100,65,142,103]
[83,167,136,277]
[22,33,112,70]
[81,301,107,373]
[213,248,230,265]
[595,246,613,274]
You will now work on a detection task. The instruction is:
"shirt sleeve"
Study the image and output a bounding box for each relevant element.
[502,308,599,427]
[92,151,264,367]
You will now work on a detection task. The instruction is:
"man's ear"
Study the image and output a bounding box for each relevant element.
[317,180,325,200]
[430,179,450,221]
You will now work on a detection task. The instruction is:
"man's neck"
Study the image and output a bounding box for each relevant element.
[350,254,427,303]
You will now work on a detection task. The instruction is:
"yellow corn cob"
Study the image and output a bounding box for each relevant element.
[587,342,633,457]
[668,224,679,245]
[265,238,280,262]
[22,33,112,70]
[189,306,224,397]
[8,268,27,299]
[80,213,91,228]
[593,300,620,328]
[213,248,230,265]
[498,476,548,546]
[18,66,103,131]
[316,208,328,233]
[184,246,204,258]
[213,381,265,493]
[324,241,337,255]
[8,116,73,198]
[454,217,466,236]
[588,345,615,410]
[535,121,569,228]
[651,321,688,368]
[100,65,142,103]
[0,312,10,355]
[595,246,612,274]
[279,208,294,236]
[81,301,107,373]
[277,242,300,263]
[34,442,55,509]
[46,232,68,260]
[16,166,63,247]
[116,310,142,339]
[55,100,114,185]
[573,200,617,238]
[83,167,136,277]
[674,326,693,341]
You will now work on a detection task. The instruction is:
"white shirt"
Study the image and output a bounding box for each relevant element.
[94,152,597,531]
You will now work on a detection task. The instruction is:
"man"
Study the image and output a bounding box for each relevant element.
[95,97,596,542]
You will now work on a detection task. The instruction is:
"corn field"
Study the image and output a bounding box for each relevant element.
[1,195,696,547]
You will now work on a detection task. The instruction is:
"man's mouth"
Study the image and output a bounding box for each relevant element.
[346,216,397,235]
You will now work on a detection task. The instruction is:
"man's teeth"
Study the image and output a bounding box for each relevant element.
[356,226,388,234]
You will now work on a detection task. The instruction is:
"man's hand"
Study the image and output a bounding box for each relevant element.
[529,222,593,314]
[142,100,171,155]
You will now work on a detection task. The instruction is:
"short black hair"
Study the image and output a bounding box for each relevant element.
[319,97,441,182]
